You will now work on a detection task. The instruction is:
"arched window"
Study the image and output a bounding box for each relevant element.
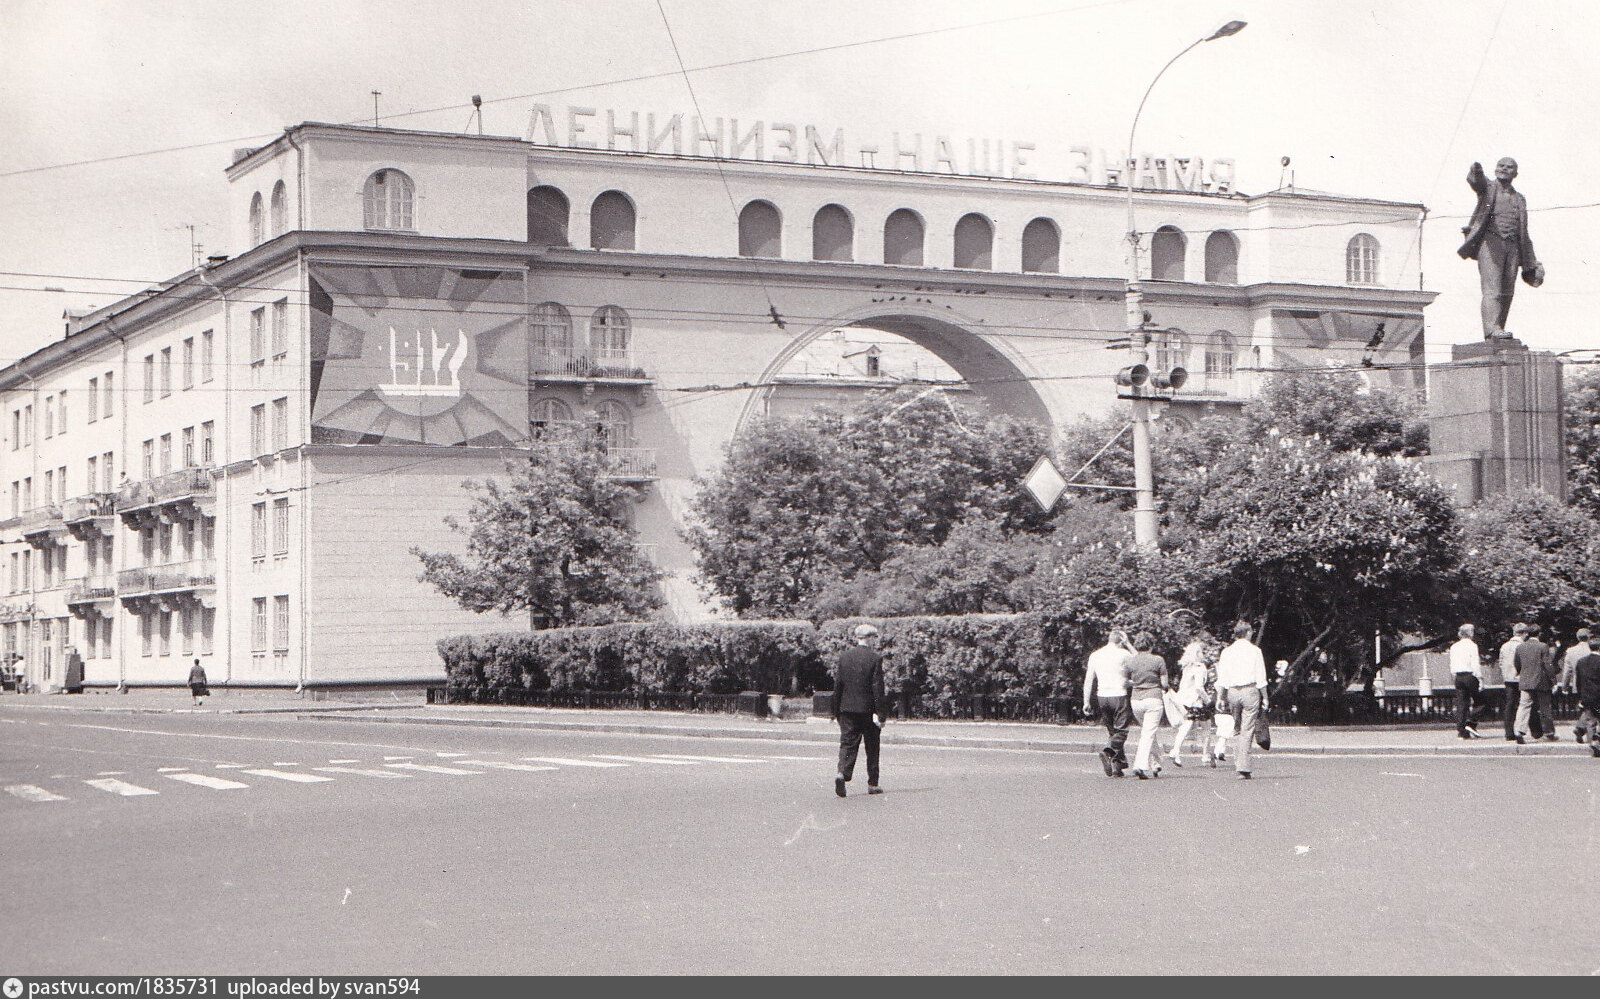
[527,186,571,246]
[1346,233,1379,285]
[1021,217,1061,273]
[953,213,993,270]
[590,306,631,363]
[883,209,924,266]
[594,400,632,446]
[532,397,573,434]
[739,200,782,258]
[530,302,574,359]
[1204,331,1236,385]
[1204,230,1238,284]
[1150,225,1186,281]
[1154,329,1189,374]
[269,182,288,237]
[590,191,636,250]
[362,169,415,231]
[812,204,853,262]
[248,192,264,246]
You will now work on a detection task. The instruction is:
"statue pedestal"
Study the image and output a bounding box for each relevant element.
[1423,337,1565,506]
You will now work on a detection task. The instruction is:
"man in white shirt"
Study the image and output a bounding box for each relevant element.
[1450,623,1485,739]
[1082,629,1134,778]
[1214,620,1268,779]
[1558,628,1591,695]
[1498,622,1528,742]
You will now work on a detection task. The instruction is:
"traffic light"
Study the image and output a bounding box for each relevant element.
[1152,366,1188,391]
[1115,364,1150,387]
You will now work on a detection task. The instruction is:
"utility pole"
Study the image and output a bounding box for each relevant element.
[371,90,382,127]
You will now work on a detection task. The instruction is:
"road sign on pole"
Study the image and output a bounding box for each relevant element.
[1022,454,1069,514]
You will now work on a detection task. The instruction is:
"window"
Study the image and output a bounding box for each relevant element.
[530,302,574,359]
[201,516,214,561]
[87,378,98,422]
[1022,217,1061,274]
[273,498,289,556]
[39,546,51,590]
[273,595,290,652]
[527,186,571,245]
[140,527,153,567]
[362,169,415,231]
[200,422,214,465]
[200,608,214,656]
[249,308,265,364]
[1204,331,1237,385]
[158,522,172,564]
[201,332,214,382]
[1150,225,1187,281]
[141,611,153,657]
[57,391,66,434]
[142,355,154,403]
[589,191,636,250]
[532,398,573,432]
[159,346,171,397]
[590,307,630,363]
[10,410,18,450]
[249,192,264,245]
[158,609,171,656]
[21,477,30,510]
[738,200,781,258]
[181,605,194,656]
[272,397,288,451]
[1154,328,1190,374]
[270,180,288,237]
[251,598,268,652]
[43,470,52,507]
[812,204,853,262]
[43,396,53,439]
[181,427,195,468]
[271,299,288,359]
[101,452,114,492]
[252,503,267,559]
[953,213,994,270]
[1346,233,1380,285]
[87,455,97,493]
[182,337,194,389]
[7,553,15,593]
[159,434,172,475]
[594,400,632,447]
[141,440,154,480]
[250,405,266,455]
[1205,230,1239,284]
[8,481,16,518]
[103,371,114,417]
[55,466,65,503]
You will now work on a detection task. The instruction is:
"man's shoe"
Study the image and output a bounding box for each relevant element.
[1544,734,1560,742]
[867,784,884,795]
[1458,732,1472,740]
[1237,771,1253,780]
[1099,747,1118,777]
[834,776,846,798]
[1514,736,1528,745]
[1466,727,1483,739]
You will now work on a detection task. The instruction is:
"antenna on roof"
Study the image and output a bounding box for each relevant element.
[370,90,382,127]
[471,95,483,136]
[1278,155,1293,192]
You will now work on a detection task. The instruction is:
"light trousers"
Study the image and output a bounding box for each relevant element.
[1228,685,1262,774]
[1130,695,1164,773]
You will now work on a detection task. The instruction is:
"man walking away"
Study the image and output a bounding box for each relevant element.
[832,623,887,797]
[1452,624,1486,739]
[1083,629,1134,778]
[1513,624,1558,744]
[1500,623,1528,742]
[1559,628,1591,700]
[1215,621,1268,780]
[1575,637,1600,753]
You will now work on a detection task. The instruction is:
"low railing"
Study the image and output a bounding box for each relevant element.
[18,505,64,536]
[118,467,214,510]
[530,351,649,381]
[117,560,217,595]
[66,576,116,604]
[62,493,117,523]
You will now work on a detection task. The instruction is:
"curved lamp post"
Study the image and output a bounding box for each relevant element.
[1123,19,1246,549]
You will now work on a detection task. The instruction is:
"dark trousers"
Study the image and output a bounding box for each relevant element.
[1098,695,1132,767]
[836,711,880,784]
[1455,674,1485,734]
[1504,682,1520,739]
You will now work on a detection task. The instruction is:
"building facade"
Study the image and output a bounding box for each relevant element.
[0,121,1435,690]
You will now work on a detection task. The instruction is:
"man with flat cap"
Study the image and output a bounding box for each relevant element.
[832,623,887,797]
[1459,157,1544,340]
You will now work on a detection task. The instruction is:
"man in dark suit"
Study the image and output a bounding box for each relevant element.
[1458,158,1543,339]
[1574,637,1600,751]
[1513,624,1558,743]
[832,623,887,798]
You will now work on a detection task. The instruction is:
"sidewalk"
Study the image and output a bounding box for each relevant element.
[0,687,1589,757]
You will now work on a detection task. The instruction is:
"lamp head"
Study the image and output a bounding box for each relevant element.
[1206,20,1247,40]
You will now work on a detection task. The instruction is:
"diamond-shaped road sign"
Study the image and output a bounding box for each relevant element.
[1022,454,1068,514]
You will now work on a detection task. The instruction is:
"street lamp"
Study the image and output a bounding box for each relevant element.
[1122,19,1247,549]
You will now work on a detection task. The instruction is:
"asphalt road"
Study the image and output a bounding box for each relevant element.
[1,709,1595,976]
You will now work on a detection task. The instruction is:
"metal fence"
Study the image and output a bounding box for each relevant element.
[428,687,750,715]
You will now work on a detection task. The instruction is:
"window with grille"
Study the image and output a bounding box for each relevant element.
[273,595,290,652]
[530,302,573,357]
[363,170,415,231]
[1346,234,1380,285]
[273,498,289,556]
[182,427,194,468]
[101,452,114,492]
[591,307,631,362]
[1154,329,1189,374]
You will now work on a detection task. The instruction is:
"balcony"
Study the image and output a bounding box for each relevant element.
[66,575,116,616]
[540,444,658,482]
[18,505,66,547]
[63,492,117,541]
[531,350,653,402]
[117,560,216,613]
[117,467,215,527]
[0,600,35,624]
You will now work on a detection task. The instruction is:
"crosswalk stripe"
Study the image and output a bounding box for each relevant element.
[383,756,413,761]
[766,756,829,762]
[385,763,483,775]
[453,760,558,772]
[653,754,768,764]
[592,755,699,765]
[521,756,628,768]
[157,767,188,773]
[241,768,334,784]
[435,752,469,758]
[5,784,66,802]
[328,759,361,764]
[314,767,411,779]
[85,778,159,796]
[166,773,249,791]
[214,764,246,769]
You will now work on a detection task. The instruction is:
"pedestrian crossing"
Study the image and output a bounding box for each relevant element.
[1,750,825,807]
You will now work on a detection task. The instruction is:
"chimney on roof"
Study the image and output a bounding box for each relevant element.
[63,307,93,337]
[231,147,257,165]
[205,254,230,267]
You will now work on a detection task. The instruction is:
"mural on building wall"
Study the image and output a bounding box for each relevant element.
[308,265,527,445]
[1272,309,1426,392]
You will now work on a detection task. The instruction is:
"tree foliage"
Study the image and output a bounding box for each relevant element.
[412,437,663,627]
[1565,365,1600,518]
[1453,490,1600,640]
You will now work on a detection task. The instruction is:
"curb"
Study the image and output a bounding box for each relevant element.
[0,701,424,716]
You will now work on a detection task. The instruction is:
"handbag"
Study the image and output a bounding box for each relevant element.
[1254,705,1272,751]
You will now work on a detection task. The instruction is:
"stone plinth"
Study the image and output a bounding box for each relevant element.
[1423,338,1565,506]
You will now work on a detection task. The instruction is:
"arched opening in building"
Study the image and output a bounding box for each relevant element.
[739,200,782,258]
[594,399,633,446]
[1021,217,1061,273]
[530,301,574,366]
[883,209,925,266]
[590,191,636,250]
[362,169,415,231]
[1204,230,1238,284]
[1154,328,1189,374]
[528,186,571,245]
[1204,330,1237,388]
[1150,225,1186,281]
[590,306,631,364]
[249,192,264,246]
[812,204,854,262]
[953,213,994,270]
[270,181,288,238]
[1346,233,1379,285]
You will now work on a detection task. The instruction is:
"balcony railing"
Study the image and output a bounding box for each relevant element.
[530,350,650,381]
[18,504,64,538]
[117,560,217,597]
[540,445,657,479]
[66,575,116,605]
[63,493,117,524]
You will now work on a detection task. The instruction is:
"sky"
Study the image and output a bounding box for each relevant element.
[1,0,1596,368]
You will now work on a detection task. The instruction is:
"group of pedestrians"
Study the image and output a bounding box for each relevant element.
[1451,621,1600,752]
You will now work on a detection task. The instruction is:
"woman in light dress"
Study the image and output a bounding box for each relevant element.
[1167,634,1229,767]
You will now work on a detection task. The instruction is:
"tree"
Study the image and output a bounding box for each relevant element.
[1564,365,1600,518]
[1453,490,1600,640]
[412,436,663,627]
[686,389,1051,617]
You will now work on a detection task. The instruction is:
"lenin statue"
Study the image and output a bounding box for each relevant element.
[1458,158,1544,340]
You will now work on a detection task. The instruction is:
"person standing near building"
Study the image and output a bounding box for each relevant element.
[1125,633,1169,780]
[832,624,887,798]
[1575,636,1600,750]
[1451,624,1486,739]
[1083,629,1134,778]
[1499,622,1528,742]
[1513,624,1558,744]
[188,658,209,707]
[1214,621,1268,780]
[1558,628,1591,697]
